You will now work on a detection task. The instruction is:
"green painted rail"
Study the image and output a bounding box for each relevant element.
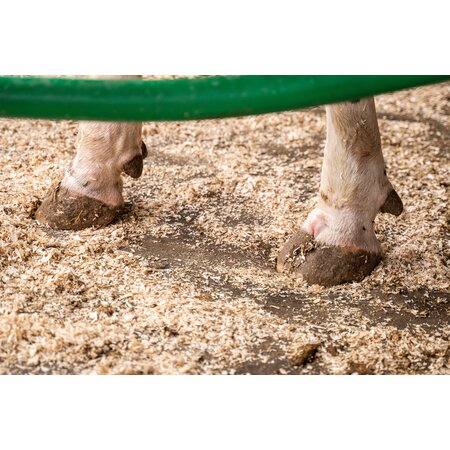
[0,75,448,122]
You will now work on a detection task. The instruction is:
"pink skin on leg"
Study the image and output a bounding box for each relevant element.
[63,121,144,207]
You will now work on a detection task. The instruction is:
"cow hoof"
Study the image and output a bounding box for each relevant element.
[35,182,123,230]
[276,230,381,286]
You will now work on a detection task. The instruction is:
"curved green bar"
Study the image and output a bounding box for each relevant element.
[0,75,448,122]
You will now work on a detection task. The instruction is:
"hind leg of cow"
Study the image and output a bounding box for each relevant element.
[36,76,146,230]
[277,98,403,286]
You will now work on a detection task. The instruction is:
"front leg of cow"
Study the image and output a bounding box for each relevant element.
[36,77,146,230]
[277,98,403,286]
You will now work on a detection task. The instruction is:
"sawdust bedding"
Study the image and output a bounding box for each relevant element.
[0,81,448,374]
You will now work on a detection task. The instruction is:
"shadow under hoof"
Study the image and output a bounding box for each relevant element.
[277,230,381,287]
[35,182,123,230]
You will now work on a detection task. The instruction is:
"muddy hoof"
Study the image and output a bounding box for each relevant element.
[35,182,123,230]
[277,230,381,286]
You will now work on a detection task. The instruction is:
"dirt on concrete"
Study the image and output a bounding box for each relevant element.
[0,80,448,374]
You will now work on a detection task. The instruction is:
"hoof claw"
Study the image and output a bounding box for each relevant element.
[35,182,123,230]
[380,189,403,216]
[123,154,144,178]
[141,141,148,159]
[277,230,381,286]
[122,141,148,178]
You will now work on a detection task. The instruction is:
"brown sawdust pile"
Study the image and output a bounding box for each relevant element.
[0,80,449,374]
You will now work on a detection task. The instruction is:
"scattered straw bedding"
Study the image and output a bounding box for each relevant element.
[0,81,448,375]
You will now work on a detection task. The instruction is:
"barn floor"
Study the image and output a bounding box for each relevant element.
[0,82,448,375]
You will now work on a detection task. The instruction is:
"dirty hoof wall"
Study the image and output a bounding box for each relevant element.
[35,182,123,230]
[35,140,149,230]
[276,230,381,286]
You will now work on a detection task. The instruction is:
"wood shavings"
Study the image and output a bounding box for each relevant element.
[0,81,449,374]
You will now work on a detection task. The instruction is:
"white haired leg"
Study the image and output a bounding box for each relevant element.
[36,76,146,230]
[277,98,403,286]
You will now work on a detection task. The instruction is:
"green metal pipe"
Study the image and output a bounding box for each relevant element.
[0,75,448,122]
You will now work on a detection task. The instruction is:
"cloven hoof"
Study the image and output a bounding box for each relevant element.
[276,230,381,287]
[35,182,123,230]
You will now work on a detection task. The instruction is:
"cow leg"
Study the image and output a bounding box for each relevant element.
[36,76,146,230]
[277,98,403,286]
